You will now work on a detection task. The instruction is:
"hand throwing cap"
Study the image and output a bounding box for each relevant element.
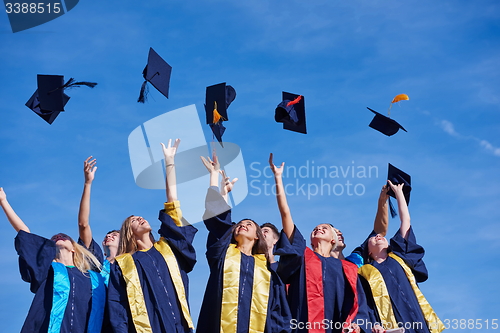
[387,163,412,218]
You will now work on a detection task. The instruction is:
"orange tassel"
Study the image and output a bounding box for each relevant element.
[212,101,226,123]
[287,95,302,107]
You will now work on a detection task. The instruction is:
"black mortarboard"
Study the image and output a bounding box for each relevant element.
[368,107,407,136]
[205,83,236,124]
[387,163,412,218]
[25,90,70,124]
[138,48,172,103]
[209,122,226,147]
[26,75,96,125]
[275,92,307,134]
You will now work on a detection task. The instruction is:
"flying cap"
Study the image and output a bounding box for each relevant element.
[387,163,412,218]
[205,82,236,124]
[138,48,172,103]
[209,122,226,147]
[205,83,236,147]
[368,107,407,136]
[275,92,307,134]
[26,75,96,124]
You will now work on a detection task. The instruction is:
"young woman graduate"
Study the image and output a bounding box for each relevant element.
[77,156,120,285]
[356,181,445,333]
[77,156,120,333]
[0,187,106,333]
[269,153,387,333]
[107,139,198,333]
[196,152,292,333]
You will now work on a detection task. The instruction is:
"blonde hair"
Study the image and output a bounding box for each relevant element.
[310,223,339,252]
[117,215,156,256]
[54,236,102,273]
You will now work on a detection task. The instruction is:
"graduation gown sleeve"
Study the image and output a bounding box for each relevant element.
[15,230,56,293]
[390,226,428,283]
[158,205,198,273]
[274,226,307,283]
[78,237,105,264]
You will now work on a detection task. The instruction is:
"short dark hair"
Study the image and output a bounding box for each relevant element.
[260,222,280,238]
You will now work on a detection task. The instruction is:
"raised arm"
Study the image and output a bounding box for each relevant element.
[78,156,96,248]
[0,187,30,233]
[269,153,294,240]
[388,180,410,239]
[201,149,221,191]
[373,184,389,236]
[161,139,180,202]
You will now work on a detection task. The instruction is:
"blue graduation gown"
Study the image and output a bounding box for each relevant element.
[78,238,114,333]
[358,227,430,333]
[15,230,105,333]
[197,187,292,333]
[275,227,373,333]
[107,209,197,333]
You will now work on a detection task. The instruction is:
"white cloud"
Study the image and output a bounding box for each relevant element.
[479,140,500,157]
[436,118,500,157]
[439,120,460,137]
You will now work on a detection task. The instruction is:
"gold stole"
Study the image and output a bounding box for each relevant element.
[388,253,445,333]
[115,238,194,332]
[220,244,271,333]
[115,254,152,333]
[154,239,194,329]
[358,253,444,333]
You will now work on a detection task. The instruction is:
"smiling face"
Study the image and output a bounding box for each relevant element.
[367,234,389,258]
[234,219,259,243]
[51,233,75,252]
[102,231,120,255]
[261,226,279,250]
[129,216,152,237]
[333,227,346,250]
[311,223,334,241]
[310,223,339,253]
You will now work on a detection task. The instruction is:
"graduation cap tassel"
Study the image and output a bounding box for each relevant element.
[137,80,149,103]
[286,95,302,107]
[389,197,398,218]
[61,78,98,89]
[212,101,226,123]
[68,81,98,88]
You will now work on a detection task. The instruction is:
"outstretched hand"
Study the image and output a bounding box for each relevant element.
[200,149,220,174]
[387,180,404,197]
[161,139,181,162]
[220,170,238,197]
[84,156,97,184]
[269,153,285,177]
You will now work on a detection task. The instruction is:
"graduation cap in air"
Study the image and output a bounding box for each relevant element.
[26,75,97,124]
[138,48,172,103]
[205,83,236,147]
[275,92,307,134]
[368,107,407,136]
[387,163,412,218]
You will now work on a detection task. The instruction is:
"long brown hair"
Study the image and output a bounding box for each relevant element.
[117,215,156,256]
[231,219,270,263]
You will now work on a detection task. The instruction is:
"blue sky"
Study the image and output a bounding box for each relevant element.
[1,0,499,331]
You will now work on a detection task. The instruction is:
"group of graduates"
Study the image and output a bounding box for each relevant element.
[0,139,445,333]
